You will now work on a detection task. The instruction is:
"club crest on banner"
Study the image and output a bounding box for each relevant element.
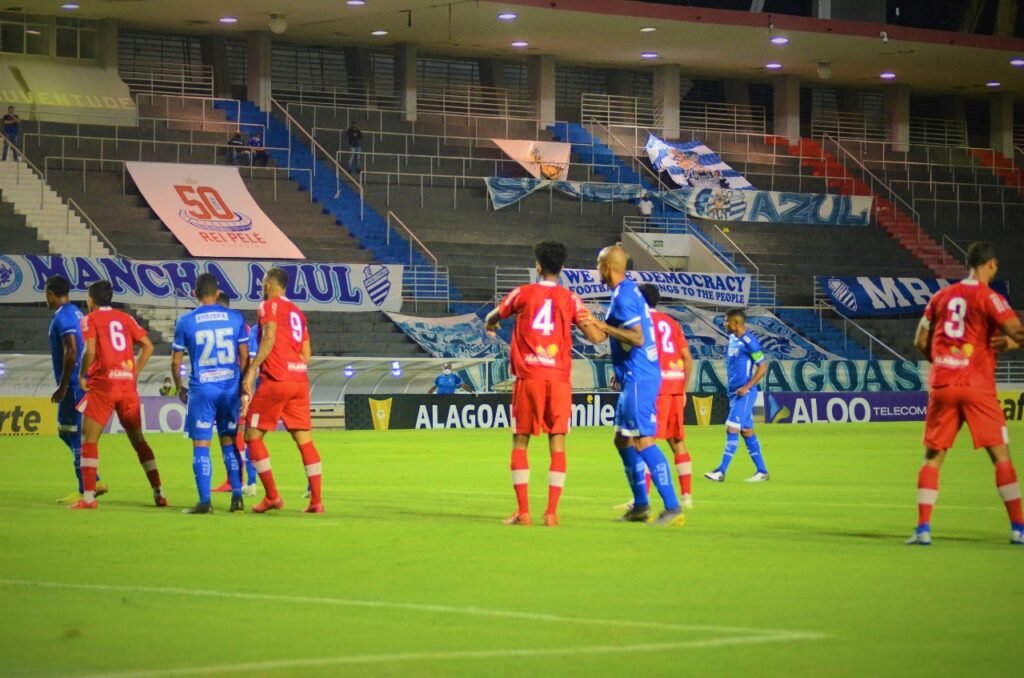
[362,264,392,306]
[0,255,23,296]
[826,278,858,312]
[694,188,748,221]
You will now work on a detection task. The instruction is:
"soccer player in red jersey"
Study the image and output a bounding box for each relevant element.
[640,283,695,509]
[242,267,324,514]
[908,242,1024,545]
[485,240,603,526]
[70,280,166,510]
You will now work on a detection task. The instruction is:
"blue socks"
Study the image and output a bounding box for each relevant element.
[744,434,768,474]
[718,431,740,473]
[637,445,680,511]
[60,431,87,493]
[222,443,243,497]
[193,446,212,504]
[618,445,649,508]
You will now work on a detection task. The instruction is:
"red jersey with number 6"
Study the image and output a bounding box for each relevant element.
[497,282,589,383]
[81,307,147,391]
[650,310,689,396]
[924,280,1016,391]
[257,296,309,383]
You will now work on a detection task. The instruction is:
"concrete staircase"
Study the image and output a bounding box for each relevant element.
[968,148,1024,196]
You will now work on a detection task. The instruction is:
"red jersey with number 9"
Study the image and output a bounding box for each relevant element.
[81,307,147,390]
[924,280,1016,391]
[650,310,689,396]
[257,296,309,383]
[497,282,589,383]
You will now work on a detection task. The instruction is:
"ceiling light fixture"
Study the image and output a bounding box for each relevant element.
[770,35,789,45]
[346,0,366,5]
[511,40,528,48]
[765,62,782,70]
[219,16,238,24]
[26,28,41,35]
[497,12,517,21]
[640,26,656,32]
[268,14,288,33]
[986,81,1001,88]
[640,52,659,59]
[1010,57,1024,67]
[371,30,389,36]
[60,2,79,9]
[880,71,896,80]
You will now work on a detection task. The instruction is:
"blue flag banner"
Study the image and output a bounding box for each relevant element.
[818,276,1012,318]
[485,177,645,210]
[645,134,754,190]
[661,187,873,226]
[386,311,505,359]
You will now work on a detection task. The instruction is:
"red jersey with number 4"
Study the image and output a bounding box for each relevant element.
[651,310,689,395]
[924,280,1015,391]
[257,296,309,383]
[497,282,589,383]
[81,307,147,391]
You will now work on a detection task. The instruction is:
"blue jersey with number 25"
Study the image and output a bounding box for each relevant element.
[173,305,250,392]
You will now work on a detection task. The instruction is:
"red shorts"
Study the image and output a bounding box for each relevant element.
[512,379,572,436]
[246,380,311,431]
[924,386,1008,451]
[656,392,686,440]
[77,388,142,430]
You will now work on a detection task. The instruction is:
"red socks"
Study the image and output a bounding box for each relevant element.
[546,451,566,516]
[674,452,692,496]
[995,461,1023,525]
[300,441,322,504]
[81,442,99,500]
[246,438,279,500]
[917,465,939,527]
[132,440,162,490]
[510,448,529,515]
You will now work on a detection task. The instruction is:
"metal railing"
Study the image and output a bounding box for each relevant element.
[910,117,969,147]
[134,94,249,131]
[941,234,968,268]
[810,110,886,142]
[386,210,438,268]
[272,82,402,112]
[581,93,657,127]
[23,111,260,140]
[119,60,214,97]
[419,85,534,119]
[403,266,451,311]
[681,101,766,135]
[836,137,1023,184]
[914,198,1013,232]
[996,361,1024,383]
[812,280,907,360]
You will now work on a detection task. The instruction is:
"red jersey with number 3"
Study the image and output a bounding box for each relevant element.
[650,310,689,396]
[81,307,147,391]
[924,280,1015,391]
[257,296,309,383]
[497,282,589,383]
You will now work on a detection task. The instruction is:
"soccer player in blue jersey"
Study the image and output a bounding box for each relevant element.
[705,309,770,482]
[171,273,250,514]
[45,276,108,503]
[589,245,684,526]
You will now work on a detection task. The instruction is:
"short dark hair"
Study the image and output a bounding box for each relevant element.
[88,280,113,306]
[45,275,71,297]
[966,241,997,269]
[194,272,219,299]
[726,308,746,322]
[639,283,660,309]
[216,292,231,307]
[534,240,568,276]
[265,267,288,288]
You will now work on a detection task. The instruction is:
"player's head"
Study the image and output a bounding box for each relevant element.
[193,272,219,303]
[597,243,628,287]
[725,308,746,334]
[639,283,660,310]
[216,291,230,308]
[44,275,71,309]
[262,267,288,300]
[87,280,113,311]
[966,241,998,281]
[534,240,568,278]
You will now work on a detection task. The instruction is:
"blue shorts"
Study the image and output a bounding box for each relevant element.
[726,391,757,430]
[57,385,83,435]
[185,387,240,441]
[615,378,659,438]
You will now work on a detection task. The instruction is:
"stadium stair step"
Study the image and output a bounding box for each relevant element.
[773,308,872,360]
[967,148,1024,195]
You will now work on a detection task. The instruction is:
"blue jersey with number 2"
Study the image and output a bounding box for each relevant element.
[173,305,249,392]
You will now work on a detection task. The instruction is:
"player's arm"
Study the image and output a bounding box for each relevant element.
[735,342,767,396]
[485,288,520,334]
[998,316,1024,347]
[170,350,186,399]
[597,321,644,347]
[914,314,932,361]
[243,319,276,396]
[681,344,694,392]
[51,334,78,403]
[483,307,503,334]
[79,336,96,392]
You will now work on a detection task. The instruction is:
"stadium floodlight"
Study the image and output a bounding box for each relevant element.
[986,81,1001,88]
[347,1,367,5]
[640,52,659,60]
[880,71,896,80]
[511,41,528,48]
[640,26,656,32]
[372,30,389,36]
[61,3,80,9]
[219,17,238,24]
[390,361,402,377]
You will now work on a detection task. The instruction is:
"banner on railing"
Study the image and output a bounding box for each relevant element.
[645,134,754,190]
[524,268,751,307]
[485,177,645,210]
[674,306,840,361]
[387,312,505,358]
[492,139,571,180]
[817,276,1012,318]
[765,391,928,424]
[126,162,304,259]
[0,254,403,311]
[660,187,873,226]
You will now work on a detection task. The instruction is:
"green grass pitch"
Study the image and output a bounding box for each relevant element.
[2,422,1023,676]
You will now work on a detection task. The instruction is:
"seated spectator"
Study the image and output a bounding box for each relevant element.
[227,132,249,165]
[249,132,269,167]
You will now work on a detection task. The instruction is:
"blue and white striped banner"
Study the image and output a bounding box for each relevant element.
[645,134,754,190]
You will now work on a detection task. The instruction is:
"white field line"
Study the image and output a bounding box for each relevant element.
[79,632,826,677]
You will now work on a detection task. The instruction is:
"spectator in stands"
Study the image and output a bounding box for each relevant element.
[346,121,363,176]
[428,362,475,395]
[638,195,654,217]
[249,131,269,167]
[159,377,177,397]
[2,106,19,162]
[227,131,249,165]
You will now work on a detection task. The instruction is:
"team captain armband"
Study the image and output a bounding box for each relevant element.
[751,350,765,364]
